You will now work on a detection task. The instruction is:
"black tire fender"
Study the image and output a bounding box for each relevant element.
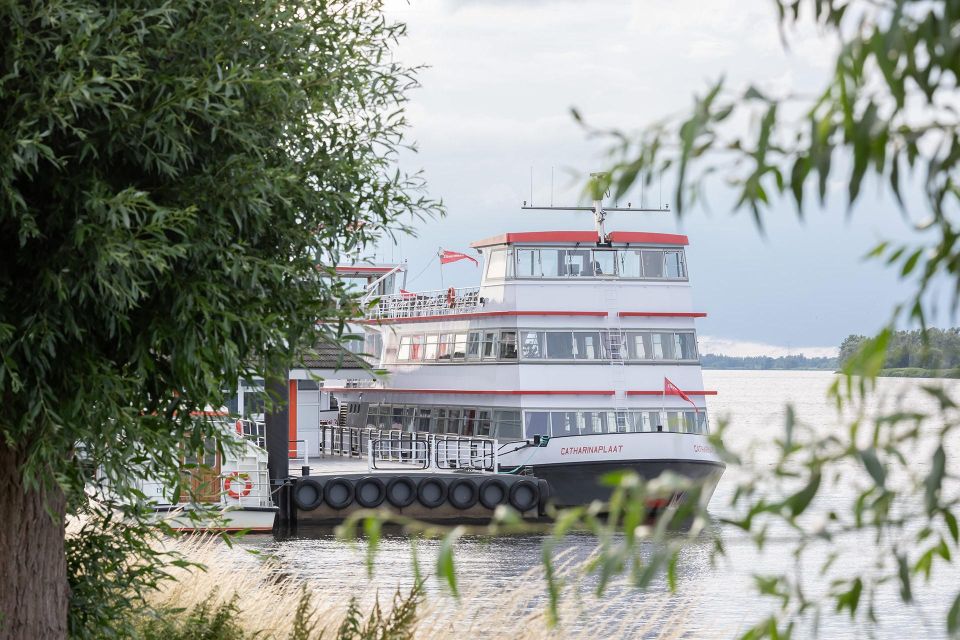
[355,477,386,508]
[324,478,355,510]
[292,478,323,511]
[508,479,539,513]
[478,478,509,510]
[448,478,479,510]
[416,477,447,508]
[386,477,417,508]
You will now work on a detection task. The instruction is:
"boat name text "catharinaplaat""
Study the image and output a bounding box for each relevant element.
[559,444,625,456]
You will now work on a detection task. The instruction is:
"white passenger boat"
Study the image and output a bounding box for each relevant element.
[138,413,277,532]
[325,199,725,508]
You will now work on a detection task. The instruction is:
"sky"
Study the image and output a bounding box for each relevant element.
[371,0,938,357]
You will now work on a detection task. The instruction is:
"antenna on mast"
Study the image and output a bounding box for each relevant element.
[521,171,669,243]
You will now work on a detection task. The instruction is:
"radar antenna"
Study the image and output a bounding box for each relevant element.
[521,172,668,243]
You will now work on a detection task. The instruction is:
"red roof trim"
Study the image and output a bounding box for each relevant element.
[321,388,616,396]
[626,390,718,396]
[360,310,609,325]
[618,312,707,318]
[470,231,689,248]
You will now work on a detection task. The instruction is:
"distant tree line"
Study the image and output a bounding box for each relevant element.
[839,328,960,370]
[700,353,838,370]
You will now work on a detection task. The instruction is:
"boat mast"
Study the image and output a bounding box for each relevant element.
[520,172,668,243]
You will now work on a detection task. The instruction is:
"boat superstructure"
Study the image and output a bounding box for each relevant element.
[326,201,725,507]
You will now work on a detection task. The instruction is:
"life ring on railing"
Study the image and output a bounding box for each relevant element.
[224,472,253,499]
[446,287,456,308]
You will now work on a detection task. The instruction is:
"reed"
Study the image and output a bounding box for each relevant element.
[135,534,689,640]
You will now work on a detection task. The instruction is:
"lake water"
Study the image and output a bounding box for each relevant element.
[236,371,960,639]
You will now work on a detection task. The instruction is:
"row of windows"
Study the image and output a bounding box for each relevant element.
[363,404,523,440]
[395,329,698,363]
[485,247,687,281]
[356,403,708,439]
[525,409,707,437]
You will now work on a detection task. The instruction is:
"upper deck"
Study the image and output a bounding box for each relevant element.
[364,231,694,321]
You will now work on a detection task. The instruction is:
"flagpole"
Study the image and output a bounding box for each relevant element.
[438,248,444,290]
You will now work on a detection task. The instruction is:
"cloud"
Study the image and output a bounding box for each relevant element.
[698,336,838,358]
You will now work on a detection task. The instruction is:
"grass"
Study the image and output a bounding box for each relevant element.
[133,535,690,640]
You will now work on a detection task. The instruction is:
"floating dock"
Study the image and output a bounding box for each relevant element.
[271,425,549,532]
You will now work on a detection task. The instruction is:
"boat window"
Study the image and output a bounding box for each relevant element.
[494,410,522,440]
[651,333,665,359]
[486,249,507,280]
[613,411,632,433]
[397,335,417,361]
[539,249,561,277]
[466,331,482,359]
[550,411,580,436]
[475,410,492,437]
[524,412,550,438]
[452,333,468,360]
[664,411,684,433]
[678,332,698,360]
[390,406,405,429]
[516,248,539,277]
[499,331,518,359]
[572,331,602,359]
[664,250,686,278]
[481,331,498,359]
[424,334,439,360]
[416,408,432,432]
[619,250,643,278]
[657,332,676,359]
[403,407,416,431]
[462,409,476,436]
[592,250,616,276]
[520,331,545,359]
[446,409,462,434]
[641,250,664,278]
[437,334,452,360]
[560,249,591,277]
[581,411,607,433]
[433,408,447,433]
[546,331,575,359]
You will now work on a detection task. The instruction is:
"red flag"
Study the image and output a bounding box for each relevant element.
[399,289,417,299]
[439,249,478,266]
[664,377,699,413]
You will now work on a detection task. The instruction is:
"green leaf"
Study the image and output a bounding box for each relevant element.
[926,445,946,514]
[949,591,960,637]
[858,448,886,488]
[897,553,913,603]
[436,529,462,598]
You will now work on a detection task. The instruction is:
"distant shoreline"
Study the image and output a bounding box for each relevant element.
[877,367,960,379]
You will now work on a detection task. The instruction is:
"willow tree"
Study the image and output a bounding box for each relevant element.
[0,1,436,637]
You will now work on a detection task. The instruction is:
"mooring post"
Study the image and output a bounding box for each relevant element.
[264,371,290,508]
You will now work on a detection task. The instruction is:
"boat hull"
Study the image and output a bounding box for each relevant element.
[152,505,278,533]
[498,431,724,507]
[526,458,723,507]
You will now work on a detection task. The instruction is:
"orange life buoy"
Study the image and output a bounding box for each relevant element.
[224,472,253,499]
[446,287,456,308]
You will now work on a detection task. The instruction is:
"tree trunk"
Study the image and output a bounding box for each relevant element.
[0,441,69,640]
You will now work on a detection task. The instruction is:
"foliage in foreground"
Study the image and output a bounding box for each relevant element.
[137,584,422,640]
[0,0,438,636]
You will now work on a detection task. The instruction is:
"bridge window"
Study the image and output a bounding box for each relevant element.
[520,331,546,359]
[481,331,498,359]
[494,410,522,440]
[437,334,453,361]
[508,246,687,281]
[499,331,518,359]
[424,335,439,360]
[573,331,603,359]
[486,249,507,280]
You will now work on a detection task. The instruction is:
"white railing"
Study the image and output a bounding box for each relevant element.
[365,286,482,320]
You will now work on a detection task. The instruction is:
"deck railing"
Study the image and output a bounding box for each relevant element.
[365,286,482,320]
[289,424,499,473]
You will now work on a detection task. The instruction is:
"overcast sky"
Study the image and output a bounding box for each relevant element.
[374,0,934,356]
